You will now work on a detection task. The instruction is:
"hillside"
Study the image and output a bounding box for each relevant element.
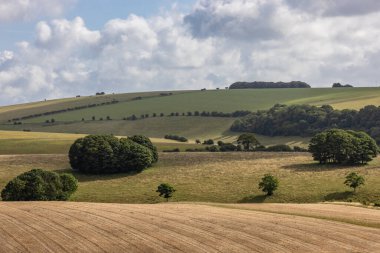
[1,88,380,141]
[1,153,379,203]
[1,202,379,252]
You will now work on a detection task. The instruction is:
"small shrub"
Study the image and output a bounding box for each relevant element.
[203,139,214,145]
[163,148,180,153]
[156,183,176,201]
[265,144,293,152]
[344,172,365,193]
[258,174,279,196]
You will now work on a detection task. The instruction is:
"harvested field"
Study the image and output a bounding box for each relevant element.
[0,202,379,252]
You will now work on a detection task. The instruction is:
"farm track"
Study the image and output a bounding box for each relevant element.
[0,202,380,252]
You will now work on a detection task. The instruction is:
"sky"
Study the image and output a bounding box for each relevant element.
[1,0,380,105]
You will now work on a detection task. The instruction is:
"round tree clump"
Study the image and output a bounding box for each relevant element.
[309,129,378,164]
[128,135,158,162]
[69,134,157,174]
[1,169,78,201]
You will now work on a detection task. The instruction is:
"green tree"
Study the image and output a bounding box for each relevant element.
[1,169,78,201]
[156,183,176,201]
[237,133,260,151]
[69,135,156,174]
[309,129,378,164]
[258,174,279,196]
[128,135,158,163]
[344,172,365,192]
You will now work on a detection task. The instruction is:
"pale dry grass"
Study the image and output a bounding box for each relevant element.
[0,202,379,252]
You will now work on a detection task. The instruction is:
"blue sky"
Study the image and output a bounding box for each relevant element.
[0,0,195,50]
[1,0,380,105]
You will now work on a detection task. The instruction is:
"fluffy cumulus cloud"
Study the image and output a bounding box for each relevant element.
[1,0,380,104]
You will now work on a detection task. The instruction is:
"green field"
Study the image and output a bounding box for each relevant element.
[1,88,380,141]
[17,88,380,123]
[1,153,379,203]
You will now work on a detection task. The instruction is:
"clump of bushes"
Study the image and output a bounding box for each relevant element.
[309,129,378,164]
[1,169,78,201]
[164,135,188,142]
[69,134,158,174]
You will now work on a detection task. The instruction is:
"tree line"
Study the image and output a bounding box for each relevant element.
[229,81,310,89]
[231,104,380,143]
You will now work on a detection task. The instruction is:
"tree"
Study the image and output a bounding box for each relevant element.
[258,174,279,196]
[237,133,260,151]
[128,135,158,163]
[156,183,176,201]
[309,129,378,164]
[69,135,156,174]
[1,169,78,201]
[344,172,365,192]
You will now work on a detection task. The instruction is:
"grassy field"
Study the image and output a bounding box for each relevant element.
[1,152,379,204]
[0,130,203,154]
[0,88,379,142]
[0,130,310,154]
[0,90,192,123]
[13,88,380,124]
[1,202,379,252]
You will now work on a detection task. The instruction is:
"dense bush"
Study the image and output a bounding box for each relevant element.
[69,135,156,174]
[230,81,310,89]
[1,169,77,201]
[203,139,214,145]
[265,144,293,152]
[309,129,378,164]
[128,135,158,162]
[164,135,188,142]
[231,104,380,144]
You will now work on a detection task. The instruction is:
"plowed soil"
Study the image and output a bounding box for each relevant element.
[0,202,379,252]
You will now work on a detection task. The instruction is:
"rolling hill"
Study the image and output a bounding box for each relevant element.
[1,88,380,143]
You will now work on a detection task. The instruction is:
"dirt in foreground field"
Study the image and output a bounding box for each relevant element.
[0,202,379,253]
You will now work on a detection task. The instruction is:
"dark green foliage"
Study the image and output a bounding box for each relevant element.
[333,83,353,88]
[156,183,176,201]
[164,135,188,142]
[265,144,293,152]
[203,139,214,145]
[231,104,380,144]
[344,172,365,192]
[230,81,310,89]
[69,134,156,174]
[1,169,78,201]
[309,129,378,164]
[219,143,238,152]
[258,174,279,196]
[237,133,260,151]
[205,145,219,152]
[128,135,158,163]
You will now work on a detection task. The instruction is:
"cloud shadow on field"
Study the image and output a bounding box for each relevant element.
[281,163,360,172]
[54,168,142,182]
[324,191,354,201]
[238,194,267,203]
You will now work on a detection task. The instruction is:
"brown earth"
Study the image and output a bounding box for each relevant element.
[0,202,379,253]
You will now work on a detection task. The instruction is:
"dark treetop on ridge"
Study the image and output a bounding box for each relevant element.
[229,81,311,89]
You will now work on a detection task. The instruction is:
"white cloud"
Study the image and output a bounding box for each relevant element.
[0,0,75,23]
[1,0,380,104]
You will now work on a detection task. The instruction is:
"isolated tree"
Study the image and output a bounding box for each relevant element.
[1,169,78,201]
[237,133,260,151]
[344,172,365,193]
[156,183,176,201]
[258,174,279,196]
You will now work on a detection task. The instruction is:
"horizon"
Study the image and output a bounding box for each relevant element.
[1,0,380,105]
